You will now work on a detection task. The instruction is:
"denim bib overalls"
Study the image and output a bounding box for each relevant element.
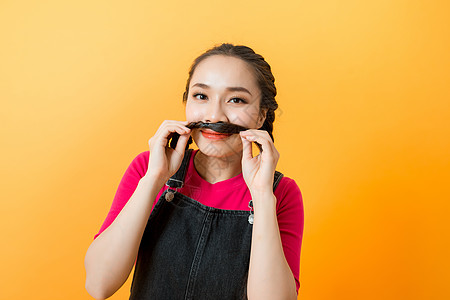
[130,149,283,299]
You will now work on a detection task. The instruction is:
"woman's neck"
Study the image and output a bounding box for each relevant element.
[193,150,242,184]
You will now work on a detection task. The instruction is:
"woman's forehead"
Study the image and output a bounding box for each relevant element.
[190,55,259,92]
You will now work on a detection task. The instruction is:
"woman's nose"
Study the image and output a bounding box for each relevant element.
[204,101,228,123]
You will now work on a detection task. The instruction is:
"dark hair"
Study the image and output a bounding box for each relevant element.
[182,43,278,142]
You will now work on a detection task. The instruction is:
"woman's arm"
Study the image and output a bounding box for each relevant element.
[247,191,297,300]
[84,120,192,300]
[240,130,298,299]
[84,174,165,300]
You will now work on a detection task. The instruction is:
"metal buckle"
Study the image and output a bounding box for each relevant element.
[166,178,184,189]
[248,200,254,224]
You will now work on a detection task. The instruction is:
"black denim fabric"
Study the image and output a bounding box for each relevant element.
[129,149,283,299]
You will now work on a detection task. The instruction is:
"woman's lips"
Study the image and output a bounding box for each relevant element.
[200,129,232,140]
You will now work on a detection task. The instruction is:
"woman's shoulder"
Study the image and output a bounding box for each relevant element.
[123,151,150,178]
[274,174,303,208]
[277,174,302,193]
[133,150,150,162]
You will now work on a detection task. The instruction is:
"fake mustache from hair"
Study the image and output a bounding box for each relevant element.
[186,121,249,134]
[169,121,262,151]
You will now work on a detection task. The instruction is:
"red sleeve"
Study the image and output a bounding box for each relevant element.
[93,151,150,240]
[274,176,304,294]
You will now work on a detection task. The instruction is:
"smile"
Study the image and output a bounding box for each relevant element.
[200,129,232,140]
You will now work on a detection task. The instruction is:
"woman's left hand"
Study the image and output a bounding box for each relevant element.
[240,130,280,196]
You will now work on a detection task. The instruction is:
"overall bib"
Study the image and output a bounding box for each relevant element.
[129,149,284,299]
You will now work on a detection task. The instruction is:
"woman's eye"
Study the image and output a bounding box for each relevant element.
[229,98,246,104]
[193,93,207,100]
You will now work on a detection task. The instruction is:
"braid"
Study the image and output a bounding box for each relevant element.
[260,110,276,142]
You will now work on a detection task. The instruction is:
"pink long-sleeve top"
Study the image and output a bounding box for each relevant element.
[94,149,304,292]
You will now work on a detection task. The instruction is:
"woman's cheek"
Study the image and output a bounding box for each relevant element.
[244,106,263,127]
[230,110,259,128]
[185,102,202,122]
[189,109,203,122]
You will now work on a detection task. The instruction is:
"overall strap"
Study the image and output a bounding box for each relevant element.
[273,170,284,192]
[166,149,193,189]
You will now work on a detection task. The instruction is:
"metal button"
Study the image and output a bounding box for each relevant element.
[165,190,175,202]
[248,214,254,225]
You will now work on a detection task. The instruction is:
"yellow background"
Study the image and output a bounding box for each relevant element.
[1,0,449,299]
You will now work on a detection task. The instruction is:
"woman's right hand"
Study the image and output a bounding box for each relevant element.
[145,120,191,183]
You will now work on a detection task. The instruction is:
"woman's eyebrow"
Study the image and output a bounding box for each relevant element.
[191,83,252,96]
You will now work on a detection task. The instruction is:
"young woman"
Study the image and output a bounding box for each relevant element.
[84,43,304,300]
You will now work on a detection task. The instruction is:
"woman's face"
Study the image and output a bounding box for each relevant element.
[185,55,266,158]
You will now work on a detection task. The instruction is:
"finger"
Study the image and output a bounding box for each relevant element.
[163,123,190,135]
[162,120,189,126]
[172,126,191,136]
[150,121,190,151]
[240,135,253,160]
[157,125,190,143]
[174,133,190,155]
[240,129,271,140]
[156,120,190,136]
[169,125,192,149]
[241,131,274,156]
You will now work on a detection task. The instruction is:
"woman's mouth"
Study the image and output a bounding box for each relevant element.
[200,129,232,140]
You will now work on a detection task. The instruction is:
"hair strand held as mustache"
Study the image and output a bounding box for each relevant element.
[168,121,263,152]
